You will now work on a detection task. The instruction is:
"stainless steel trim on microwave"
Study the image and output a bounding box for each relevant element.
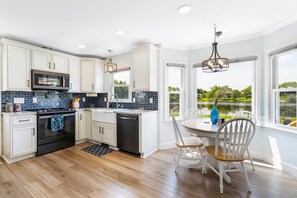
[31,69,70,91]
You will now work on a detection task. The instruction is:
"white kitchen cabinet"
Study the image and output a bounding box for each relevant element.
[1,39,31,91]
[76,110,91,141]
[132,44,158,91]
[92,122,116,146]
[2,113,37,163]
[68,57,80,92]
[32,48,68,73]
[80,58,104,93]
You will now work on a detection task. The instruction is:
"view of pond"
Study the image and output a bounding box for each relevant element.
[197,102,251,118]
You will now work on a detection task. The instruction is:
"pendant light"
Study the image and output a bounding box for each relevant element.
[202,24,229,73]
[104,49,117,73]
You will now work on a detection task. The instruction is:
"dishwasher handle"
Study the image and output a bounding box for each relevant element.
[117,116,138,120]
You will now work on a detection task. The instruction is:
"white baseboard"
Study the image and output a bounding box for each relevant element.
[141,149,158,158]
[158,142,176,150]
[281,161,297,177]
[249,150,264,161]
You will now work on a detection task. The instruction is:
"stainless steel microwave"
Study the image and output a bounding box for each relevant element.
[31,70,70,90]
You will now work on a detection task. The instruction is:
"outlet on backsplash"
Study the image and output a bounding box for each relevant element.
[149,98,153,103]
[82,97,86,102]
[14,98,24,104]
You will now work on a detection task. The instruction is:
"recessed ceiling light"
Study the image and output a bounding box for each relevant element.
[78,44,85,49]
[178,5,191,14]
[114,30,125,36]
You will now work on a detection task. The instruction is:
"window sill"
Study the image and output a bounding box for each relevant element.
[263,123,297,136]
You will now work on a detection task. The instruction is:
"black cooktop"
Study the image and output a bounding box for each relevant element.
[26,108,76,115]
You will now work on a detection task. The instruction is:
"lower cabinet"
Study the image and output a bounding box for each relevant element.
[2,114,37,163]
[92,121,116,147]
[76,110,91,141]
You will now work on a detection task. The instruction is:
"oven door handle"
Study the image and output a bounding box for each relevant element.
[39,113,76,119]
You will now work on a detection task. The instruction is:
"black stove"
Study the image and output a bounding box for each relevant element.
[27,107,76,155]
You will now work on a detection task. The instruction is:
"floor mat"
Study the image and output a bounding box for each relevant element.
[81,144,114,157]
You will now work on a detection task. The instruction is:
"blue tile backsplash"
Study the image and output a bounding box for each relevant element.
[1,91,158,111]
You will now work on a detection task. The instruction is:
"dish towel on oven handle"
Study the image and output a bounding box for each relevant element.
[50,115,64,131]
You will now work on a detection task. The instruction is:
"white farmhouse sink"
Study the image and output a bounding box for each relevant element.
[91,109,115,124]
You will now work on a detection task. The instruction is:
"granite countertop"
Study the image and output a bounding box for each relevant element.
[77,107,157,114]
[1,111,37,115]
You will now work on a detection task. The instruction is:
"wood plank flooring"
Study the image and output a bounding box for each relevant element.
[0,142,297,198]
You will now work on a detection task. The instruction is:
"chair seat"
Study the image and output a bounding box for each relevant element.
[176,136,203,148]
[205,146,246,162]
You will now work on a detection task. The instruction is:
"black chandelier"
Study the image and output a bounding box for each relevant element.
[202,24,229,73]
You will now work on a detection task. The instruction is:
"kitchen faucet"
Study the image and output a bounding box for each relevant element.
[110,94,119,108]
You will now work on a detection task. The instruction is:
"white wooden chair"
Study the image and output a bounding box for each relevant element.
[232,110,256,170]
[185,108,205,120]
[172,116,204,172]
[202,118,256,193]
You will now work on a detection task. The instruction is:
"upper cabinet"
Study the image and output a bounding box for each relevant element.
[32,49,68,73]
[68,57,80,92]
[132,44,158,91]
[80,58,104,93]
[1,39,31,91]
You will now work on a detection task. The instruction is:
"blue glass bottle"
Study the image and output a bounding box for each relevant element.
[210,106,219,125]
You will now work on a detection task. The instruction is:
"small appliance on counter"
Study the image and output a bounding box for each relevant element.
[5,103,13,112]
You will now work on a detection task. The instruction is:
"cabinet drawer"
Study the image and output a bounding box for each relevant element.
[12,115,36,126]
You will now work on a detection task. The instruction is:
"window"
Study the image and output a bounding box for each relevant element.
[272,49,297,129]
[165,64,185,120]
[112,70,130,101]
[195,60,255,120]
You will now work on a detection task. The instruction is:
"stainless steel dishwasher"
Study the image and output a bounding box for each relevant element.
[116,114,139,155]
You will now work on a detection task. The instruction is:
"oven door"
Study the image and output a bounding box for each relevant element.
[37,113,75,145]
[32,70,69,90]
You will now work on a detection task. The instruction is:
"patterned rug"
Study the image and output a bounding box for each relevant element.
[81,144,114,157]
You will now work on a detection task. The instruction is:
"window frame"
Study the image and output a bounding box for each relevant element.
[193,59,257,122]
[111,70,131,102]
[164,63,186,121]
[270,49,297,132]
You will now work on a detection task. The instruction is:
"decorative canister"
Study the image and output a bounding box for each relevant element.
[5,103,13,112]
[72,101,79,109]
[14,103,22,112]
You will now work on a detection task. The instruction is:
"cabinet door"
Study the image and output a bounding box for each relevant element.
[12,126,36,157]
[93,59,104,93]
[80,59,94,92]
[7,45,31,90]
[92,123,102,142]
[78,112,87,140]
[32,50,51,71]
[68,58,80,92]
[133,49,149,91]
[101,124,115,146]
[52,54,68,73]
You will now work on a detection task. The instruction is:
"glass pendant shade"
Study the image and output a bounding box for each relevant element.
[104,58,117,73]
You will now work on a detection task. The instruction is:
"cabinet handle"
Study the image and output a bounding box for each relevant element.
[27,80,30,87]
[80,114,82,120]
[92,84,94,90]
[32,128,35,136]
[70,83,72,89]
[48,62,51,69]
[102,127,104,134]
[133,81,135,88]
[99,127,101,133]
[19,119,30,122]
[53,63,56,70]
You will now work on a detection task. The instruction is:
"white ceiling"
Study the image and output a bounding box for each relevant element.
[1,0,297,58]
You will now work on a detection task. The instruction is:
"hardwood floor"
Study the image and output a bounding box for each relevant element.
[0,142,297,198]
